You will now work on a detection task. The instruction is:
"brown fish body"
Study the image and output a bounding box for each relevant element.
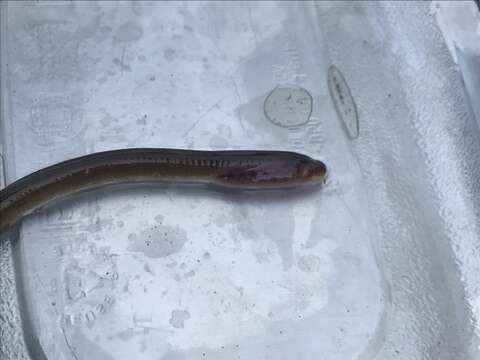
[0,148,327,231]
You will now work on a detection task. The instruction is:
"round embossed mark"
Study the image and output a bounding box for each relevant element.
[263,85,313,128]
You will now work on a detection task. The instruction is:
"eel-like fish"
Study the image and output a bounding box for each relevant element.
[0,148,327,231]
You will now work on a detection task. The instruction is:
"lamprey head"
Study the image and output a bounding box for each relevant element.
[215,152,327,189]
[295,158,327,185]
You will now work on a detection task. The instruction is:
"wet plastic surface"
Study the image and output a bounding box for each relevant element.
[1,2,479,360]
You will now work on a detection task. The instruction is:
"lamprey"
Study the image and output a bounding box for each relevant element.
[0,148,327,230]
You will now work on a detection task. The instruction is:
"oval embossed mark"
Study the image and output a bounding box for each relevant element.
[263,84,313,128]
[327,65,359,139]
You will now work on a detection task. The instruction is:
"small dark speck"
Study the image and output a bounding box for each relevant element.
[51,302,56,306]
[149,76,156,81]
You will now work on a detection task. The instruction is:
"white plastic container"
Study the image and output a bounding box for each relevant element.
[1,2,479,359]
